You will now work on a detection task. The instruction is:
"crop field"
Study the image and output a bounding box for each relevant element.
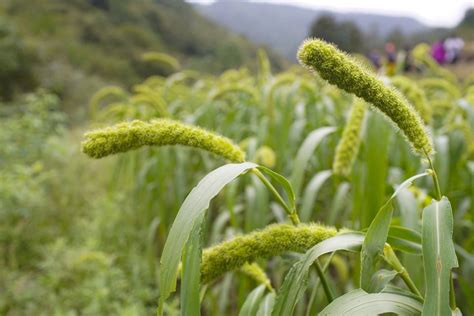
[2,38,474,315]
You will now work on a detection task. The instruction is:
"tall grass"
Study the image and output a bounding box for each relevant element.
[2,41,474,315]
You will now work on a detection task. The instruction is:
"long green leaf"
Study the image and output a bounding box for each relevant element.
[395,187,423,287]
[239,285,266,316]
[257,293,275,316]
[368,269,398,293]
[422,197,458,315]
[272,233,364,316]
[387,225,422,255]
[159,162,257,314]
[257,165,296,212]
[328,181,350,225]
[359,112,391,228]
[361,172,430,292]
[290,127,336,198]
[300,170,332,222]
[320,288,423,315]
[180,212,205,316]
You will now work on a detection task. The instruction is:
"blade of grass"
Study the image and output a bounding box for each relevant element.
[361,172,430,292]
[181,212,205,316]
[272,233,364,315]
[319,289,423,315]
[422,197,459,315]
[159,162,257,314]
[290,127,336,198]
[239,285,266,316]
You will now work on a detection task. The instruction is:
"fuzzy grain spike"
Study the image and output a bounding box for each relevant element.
[81,119,245,162]
[201,223,337,283]
[298,39,433,155]
[240,263,274,291]
[391,76,432,124]
[333,98,367,177]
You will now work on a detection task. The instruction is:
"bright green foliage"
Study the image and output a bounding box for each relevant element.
[297,39,433,155]
[81,119,245,162]
[6,29,474,314]
[201,223,337,283]
[333,98,367,177]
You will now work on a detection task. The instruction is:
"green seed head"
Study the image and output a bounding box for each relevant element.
[391,76,432,124]
[141,51,180,71]
[239,263,274,291]
[255,145,276,168]
[419,78,461,100]
[333,98,367,177]
[81,119,245,162]
[297,39,433,156]
[89,86,127,117]
[201,223,337,283]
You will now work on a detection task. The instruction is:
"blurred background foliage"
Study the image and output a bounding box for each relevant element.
[0,0,286,115]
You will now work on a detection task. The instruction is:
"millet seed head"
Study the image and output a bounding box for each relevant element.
[297,38,433,156]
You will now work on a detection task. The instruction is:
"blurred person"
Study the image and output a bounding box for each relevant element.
[385,42,397,76]
[401,46,417,73]
[431,39,446,64]
[444,34,464,64]
[368,49,381,70]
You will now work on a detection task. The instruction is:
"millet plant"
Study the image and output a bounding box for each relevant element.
[82,39,462,315]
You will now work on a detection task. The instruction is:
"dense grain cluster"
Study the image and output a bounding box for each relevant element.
[239,263,274,291]
[201,223,337,283]
[390,76,432,123]
[297,39,433,155]
[81,119,245,162]
[333,99,367,177]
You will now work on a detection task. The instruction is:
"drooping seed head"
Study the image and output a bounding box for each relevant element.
[297,39,433,156]
[81,119,245,162]
[390,76,432,124]
[201,223,337,283]
[141,52,180,71]
[239,263,274,291]
[255,145,276,168]
[333,98,367,177]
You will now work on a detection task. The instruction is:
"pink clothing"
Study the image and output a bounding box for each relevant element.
[431,41,446,64]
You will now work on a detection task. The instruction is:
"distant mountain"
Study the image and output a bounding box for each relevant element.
[194,1,429,59]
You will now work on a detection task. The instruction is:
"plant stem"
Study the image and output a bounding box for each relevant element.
[314,259,334,303]
[450,271,457,311]
[383,244,423,300]
[424,151,442,200]
[306,252,336,316]
[252,169,300,225]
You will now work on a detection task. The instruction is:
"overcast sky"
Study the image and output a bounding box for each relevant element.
[187,0,472,27]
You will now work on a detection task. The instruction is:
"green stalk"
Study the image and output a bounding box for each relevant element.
[306,252,336,316]
[252,169,300,225]
[450,272,457,311]
[253,169,336,303]
[314,259,334,303]
[383,244,423,300]
[424,151,442,200]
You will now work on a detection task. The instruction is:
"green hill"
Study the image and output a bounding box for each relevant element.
[0,0,285,111]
